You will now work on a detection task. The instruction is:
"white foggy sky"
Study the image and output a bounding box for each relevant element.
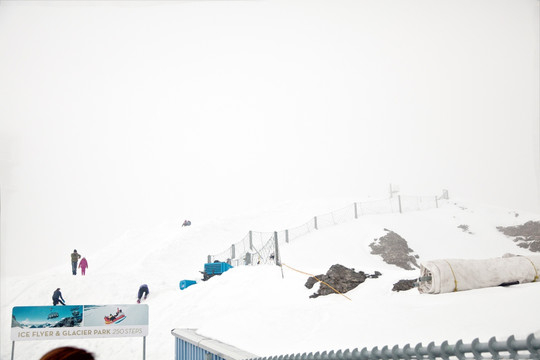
[0,0,539,276]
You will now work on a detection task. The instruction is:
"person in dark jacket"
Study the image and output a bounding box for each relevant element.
[71,250,81,275]
[137,284,149,304]
[52,288,66,306]
[40,346,94,360]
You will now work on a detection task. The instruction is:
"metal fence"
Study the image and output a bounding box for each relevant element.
[208,195,440,266]
[248,334,540,360]
[172,329,540,360]
[172,329,257,360]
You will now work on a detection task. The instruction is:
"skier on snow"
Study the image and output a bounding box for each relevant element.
[137,284,149,304]
[52,288,66,306]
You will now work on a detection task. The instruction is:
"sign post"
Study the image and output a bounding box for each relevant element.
[11,304,149,359]
[143,336,146,360]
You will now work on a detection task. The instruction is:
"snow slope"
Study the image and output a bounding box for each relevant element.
[2,199,540,360]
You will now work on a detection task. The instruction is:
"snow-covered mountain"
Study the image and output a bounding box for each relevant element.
[2,199,540,360]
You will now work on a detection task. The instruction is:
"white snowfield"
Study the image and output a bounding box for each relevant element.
[1,199,540,360]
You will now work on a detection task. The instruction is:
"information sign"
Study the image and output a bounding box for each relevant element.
[11,304,148,341]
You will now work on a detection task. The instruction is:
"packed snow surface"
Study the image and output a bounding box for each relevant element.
[2,199,540,360]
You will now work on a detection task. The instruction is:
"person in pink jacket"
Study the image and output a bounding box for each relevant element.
[78,257,89,275]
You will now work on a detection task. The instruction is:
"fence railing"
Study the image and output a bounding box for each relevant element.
[172,329,257,360]
[208,195,441,267]
[248,334,540,360]
[172,329,540,360]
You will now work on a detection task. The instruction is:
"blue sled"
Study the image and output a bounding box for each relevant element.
[179,280,197,290]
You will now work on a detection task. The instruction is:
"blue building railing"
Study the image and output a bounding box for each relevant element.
[172,329,258,360]
[172,329,540,360]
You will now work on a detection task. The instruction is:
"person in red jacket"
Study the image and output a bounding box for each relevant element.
[79,257,88,276]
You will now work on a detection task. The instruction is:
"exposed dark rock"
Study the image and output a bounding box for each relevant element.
[497,221,540,237]
[369,230,419,270]
[457,224,473,234]
[305,276,319,289]
[496,221,540,253]
[305,264,368,298]
[367,271,382,278]
[392,279,417,292]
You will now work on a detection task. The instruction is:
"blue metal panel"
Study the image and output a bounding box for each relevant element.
[175,336,228,360]
[204,262,233,275]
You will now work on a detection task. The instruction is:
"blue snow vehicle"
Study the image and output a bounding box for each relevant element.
[201,262,233,281]
[179,262,234,290]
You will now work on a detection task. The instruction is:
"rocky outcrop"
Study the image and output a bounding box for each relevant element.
[497,221,540,253]
[305,264,368,298]
[458,224,473,234]
[392,279,417,292]
[369,230,419,270]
